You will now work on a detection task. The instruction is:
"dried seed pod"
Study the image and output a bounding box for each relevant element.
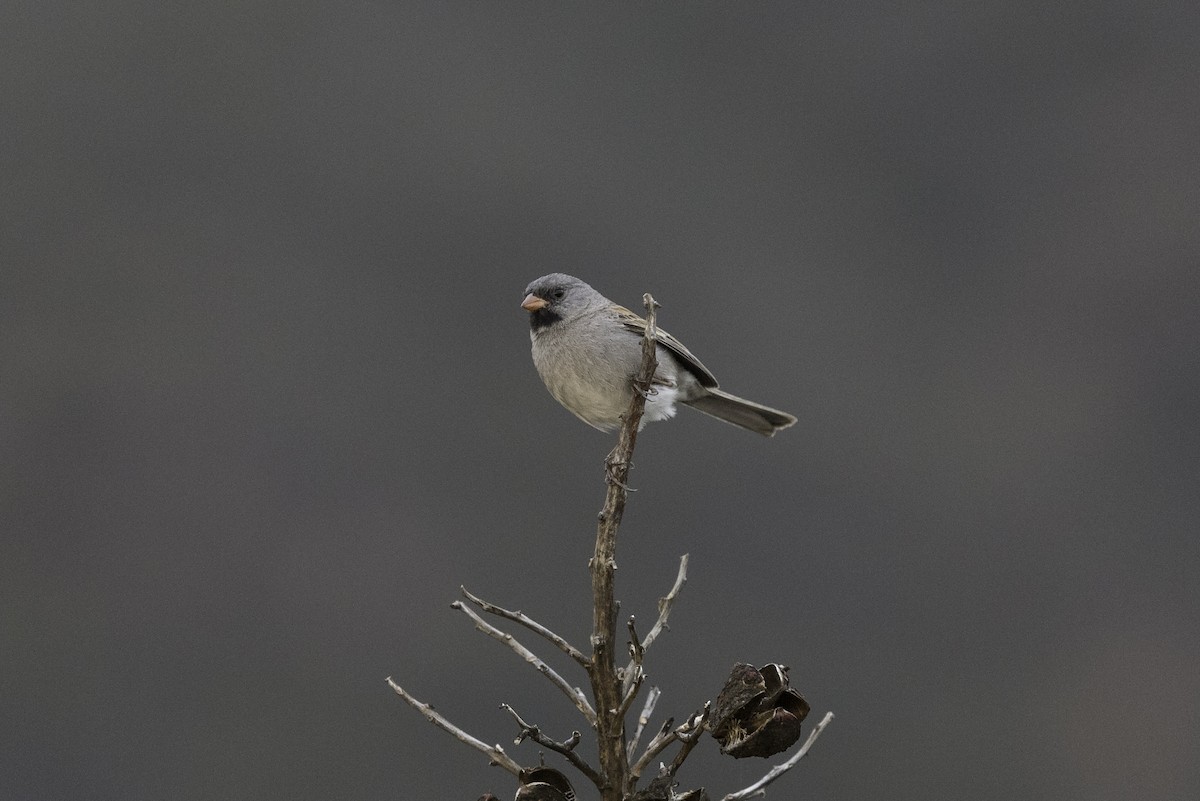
[710,663,811,759]
[630,775,673,801]
[710,662,767,737]
[630,777,709,801]
[514,766,576,801]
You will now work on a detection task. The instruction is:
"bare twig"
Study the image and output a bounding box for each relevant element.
[664,702,710,779]
[627,616,644,664]
[641,554,689,653]
[626,686,661,761]
[620,617,646,707]
[500,703,604,788]
[452,600,597,725]
[629,717,675,785]
[386,677,521,776]
[615,664,645,722]
[721,711,835,801]
[589,292,660,801]
[627,705,707,792]
[461,586,589,668]
[620,554,688,701]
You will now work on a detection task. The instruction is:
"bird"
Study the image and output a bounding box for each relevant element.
[521,273,796,436]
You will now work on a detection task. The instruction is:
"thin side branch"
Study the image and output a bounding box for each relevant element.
[626,686,661,761]
[621,554,689,698]
[721,711,836,801]
[500,703,604,789]
[615,664,646,722]
[664,706,707,779]
[461,586,589,668]
[386,677,521,776]
[641,554,689,653]
[452,600,597,725]
[628,703,707,790]
[627,617,644,665]
[629,717,674,785]
[620,617,646,708]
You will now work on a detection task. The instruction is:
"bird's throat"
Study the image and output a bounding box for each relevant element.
[528,307,563,332]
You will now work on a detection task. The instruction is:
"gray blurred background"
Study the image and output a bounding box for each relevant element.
[3,2,1198,799]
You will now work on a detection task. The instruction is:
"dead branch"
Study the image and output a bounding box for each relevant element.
[626,686,661,762]
[460,586,589,668]
[640,554,689,653]
[451,600,596,725]
[627,704,708,792]
[621,554,689,699]
[500,703,604,788]
[386,677,521,776]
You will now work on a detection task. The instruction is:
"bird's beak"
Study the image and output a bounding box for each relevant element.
[521,293,547,312]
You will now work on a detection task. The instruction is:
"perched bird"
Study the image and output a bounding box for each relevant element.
[521,274,796,436]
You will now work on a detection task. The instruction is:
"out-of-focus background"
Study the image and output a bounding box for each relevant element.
[4,3,1197,799]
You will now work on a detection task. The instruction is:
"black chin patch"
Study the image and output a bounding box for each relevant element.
[529,307,562,332]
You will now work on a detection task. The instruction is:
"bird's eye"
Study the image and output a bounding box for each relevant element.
[552,289,566,300]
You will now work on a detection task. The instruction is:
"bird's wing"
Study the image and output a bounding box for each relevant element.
[612,304,719,388]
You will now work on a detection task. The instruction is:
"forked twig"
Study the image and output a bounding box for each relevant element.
[622,554,689,698]
[665,705,708,779]
[452,600,596,725]
[641,554,689,653]
[500,703,604,787]
[616,665,646,722]
[461,586,589,668]
[628,702,708,789]
[386,677,521,776]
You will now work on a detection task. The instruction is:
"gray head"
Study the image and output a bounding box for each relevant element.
[521,274,607,331]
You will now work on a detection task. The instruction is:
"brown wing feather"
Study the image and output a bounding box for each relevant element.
[614,306,719,388]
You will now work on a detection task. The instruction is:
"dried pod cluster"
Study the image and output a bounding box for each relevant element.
[630,775,709,801]
[513,766,577,801]
[710,663,811,759]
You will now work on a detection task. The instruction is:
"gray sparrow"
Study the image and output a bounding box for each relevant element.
[522,274,796,436]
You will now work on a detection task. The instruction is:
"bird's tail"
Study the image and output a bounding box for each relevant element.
[682,389,797,437]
